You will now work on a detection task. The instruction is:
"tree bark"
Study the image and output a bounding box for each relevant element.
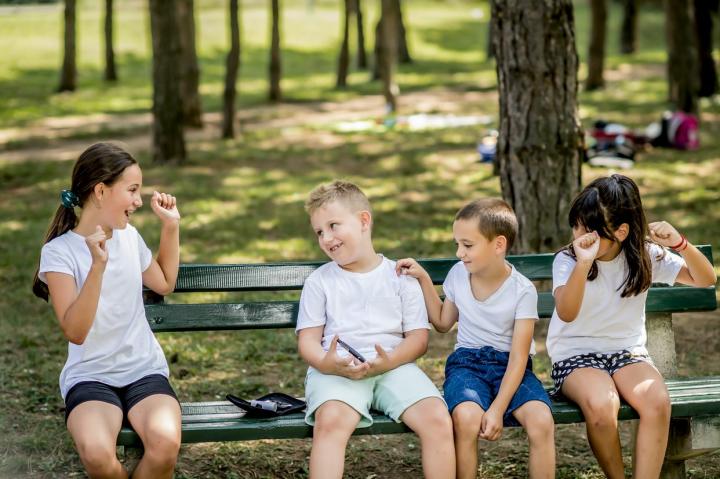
[492,0,582,253]
[177,0,203,127]
[620,0,638,54]
[379,0,399,112]
[396,0,412,64]
[269,0,282,102]
[149,0,186,164]
[337,0,351,87]
[694,0,719,97]
[58,0,77,92]
[104,0,117,81]
[372,16,383,80]
[355,0,367,69]
[486,9,495,60]
[665,0,699,114]
[586,0,607,90]
[222,0,241,139]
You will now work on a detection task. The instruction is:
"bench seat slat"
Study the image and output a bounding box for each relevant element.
[168,246,712,292]
[146,287,716,332]
[117,377,720,446]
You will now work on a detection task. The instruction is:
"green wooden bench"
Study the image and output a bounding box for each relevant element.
[118,246,719,478]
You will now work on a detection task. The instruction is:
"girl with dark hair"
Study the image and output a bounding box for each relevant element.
[32,142,182,479]
[547,174,716,478]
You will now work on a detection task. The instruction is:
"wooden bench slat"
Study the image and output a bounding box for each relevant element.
[117,377,720,446]
[146,287,716,332]
[167,246,713,292]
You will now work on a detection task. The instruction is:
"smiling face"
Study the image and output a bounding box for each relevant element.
[98,164,143,230]
[310,200,371,267]
[453,218,505,274]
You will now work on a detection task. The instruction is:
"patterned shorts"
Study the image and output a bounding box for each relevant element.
[550,350,653,397]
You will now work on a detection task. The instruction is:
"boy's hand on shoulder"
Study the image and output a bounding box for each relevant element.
[367,344,393,377]
[322,336,369,380]
[151,191,181,225]
[479,406,503,441]
[395,258,429,282]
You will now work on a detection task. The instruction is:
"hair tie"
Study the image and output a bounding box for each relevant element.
[60,189,80,209]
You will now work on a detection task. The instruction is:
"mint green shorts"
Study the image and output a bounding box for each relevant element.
[304,362,444,427]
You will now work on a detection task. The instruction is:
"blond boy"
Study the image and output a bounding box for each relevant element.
[296,180,455,479]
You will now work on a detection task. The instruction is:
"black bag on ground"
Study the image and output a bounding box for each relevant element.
[226,392,306,418]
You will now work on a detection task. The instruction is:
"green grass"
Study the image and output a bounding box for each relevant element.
[1,0,720,477]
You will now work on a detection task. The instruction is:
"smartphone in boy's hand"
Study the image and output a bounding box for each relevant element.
[336,338,367,363]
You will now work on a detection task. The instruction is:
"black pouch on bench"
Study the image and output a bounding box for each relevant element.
[226,392,306,418]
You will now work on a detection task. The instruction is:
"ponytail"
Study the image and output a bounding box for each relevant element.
[32,205,78,301]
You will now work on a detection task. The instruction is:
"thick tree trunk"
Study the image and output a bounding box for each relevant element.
[620,0,638,54]
[492,0,582,253]
[379,0,399,112]
[104,0,117,81]
[396,0,412,64]
[337,0,351,87]
[177,0,203,127]
[355,0,367,69]
[586,0,607,90]
[694,0,719,97]
[269,0,282,102]
[222,0,241,139]
[149,0,186,164]
[665,0,699,114]
[372,17,382,80]
[58,0,76,92]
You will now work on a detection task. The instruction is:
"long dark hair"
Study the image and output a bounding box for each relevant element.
[563,174,653,297]
[32,143,138,301]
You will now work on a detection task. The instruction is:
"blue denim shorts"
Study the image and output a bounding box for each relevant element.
[443,346,552,427]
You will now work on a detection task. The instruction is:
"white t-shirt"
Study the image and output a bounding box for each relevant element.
[443,261,539,354]
[546,243,685,363]
[39,225,170,399]
[295,256,430,361]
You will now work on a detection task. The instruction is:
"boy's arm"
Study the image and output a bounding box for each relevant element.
[298,326,369,379]
[368,328,428,376]
[396,258,459,332]
[480,319,535,441]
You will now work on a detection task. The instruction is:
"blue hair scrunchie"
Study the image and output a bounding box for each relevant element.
[60,189,80,209]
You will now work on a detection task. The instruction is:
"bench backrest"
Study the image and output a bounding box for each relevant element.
[144,246,716,332]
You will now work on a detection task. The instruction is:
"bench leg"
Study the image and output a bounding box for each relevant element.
[660,418,691,479]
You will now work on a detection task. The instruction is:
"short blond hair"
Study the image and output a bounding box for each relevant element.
[455,198,518,250]
[305,180,371,215]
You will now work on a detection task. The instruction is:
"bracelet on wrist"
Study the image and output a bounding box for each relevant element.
[670,235,688,252]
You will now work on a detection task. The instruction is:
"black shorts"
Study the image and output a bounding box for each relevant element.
[64,374,179,423]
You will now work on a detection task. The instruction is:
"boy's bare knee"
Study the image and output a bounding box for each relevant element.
[524,409,555,444]
[313,402,357,438]
[415,403,453,438]
[452,403,483,436]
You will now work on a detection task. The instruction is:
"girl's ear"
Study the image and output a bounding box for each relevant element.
[615,223,630,242]
[92,183,105,203]
[359,210,372,231]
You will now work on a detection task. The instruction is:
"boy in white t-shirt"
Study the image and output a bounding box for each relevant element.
[398,198,555,479]
[296,180,455,479]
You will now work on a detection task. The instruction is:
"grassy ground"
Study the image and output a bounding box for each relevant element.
[1,0,720,477]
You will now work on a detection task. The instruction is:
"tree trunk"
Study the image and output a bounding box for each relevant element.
[149,0,186,164]
[694,0,719,97]
[396,0,412,64]
[269,0,282,102]
[104,0,117,81]
[379,0,399,112]
[665,0,699,114]
[355,0,367,69]
[222,0,241,139]
[58,0,77,92]
[586,0,607,90]
[492,0,582,253]
[177,0,203,127]
[337,0,351,87]
[620,0,638,54]
[372,17,383,80]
